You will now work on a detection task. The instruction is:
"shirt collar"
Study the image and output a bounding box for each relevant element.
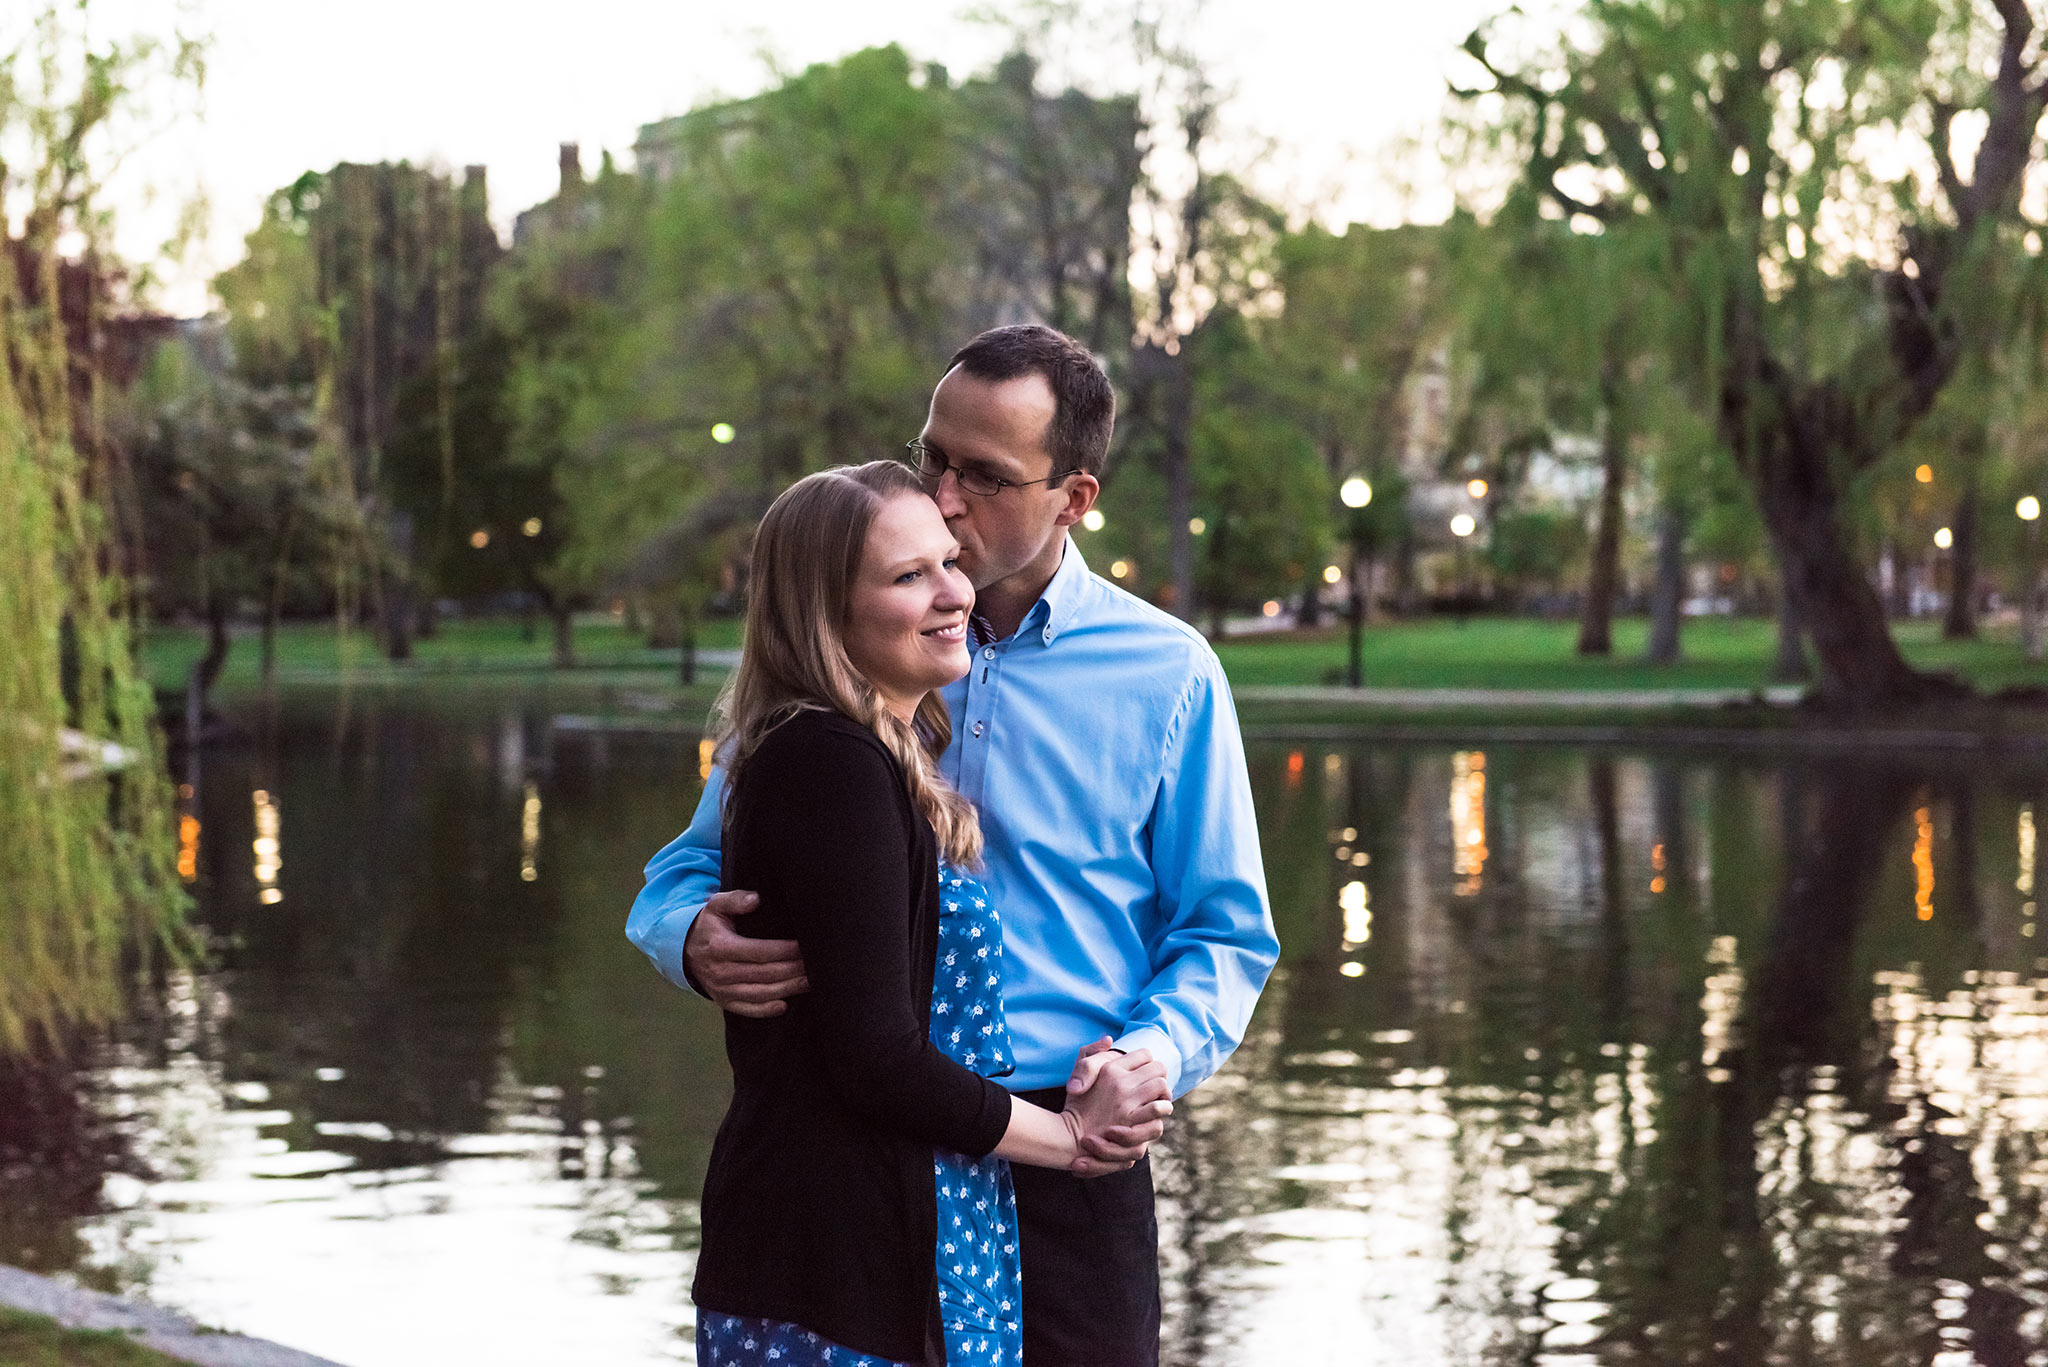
[971,536,1090,649]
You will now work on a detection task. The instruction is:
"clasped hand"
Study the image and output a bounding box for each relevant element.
[1059,1038,1171,1178]
[685,894,1174,1176]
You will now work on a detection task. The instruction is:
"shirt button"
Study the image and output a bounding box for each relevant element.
[982,647,996,660]
[971,721,985,738]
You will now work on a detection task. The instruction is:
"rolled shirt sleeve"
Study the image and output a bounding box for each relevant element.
[625,766,727,995]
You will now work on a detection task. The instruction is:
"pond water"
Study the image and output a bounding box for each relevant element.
[5,695,2048,1366]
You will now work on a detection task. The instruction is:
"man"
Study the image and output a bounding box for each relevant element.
[628,324,1277,1366]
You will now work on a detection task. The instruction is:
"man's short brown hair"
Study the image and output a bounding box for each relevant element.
[946,325,1115,479]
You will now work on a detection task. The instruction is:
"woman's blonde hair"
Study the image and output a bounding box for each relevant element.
[713,460,982,867]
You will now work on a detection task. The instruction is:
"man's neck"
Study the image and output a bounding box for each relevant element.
[974,543,1064,643]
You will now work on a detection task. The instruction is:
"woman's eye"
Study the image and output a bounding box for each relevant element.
[943,557,960,570]
[895,570,921,585]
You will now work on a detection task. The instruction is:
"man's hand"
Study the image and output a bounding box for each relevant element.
[682,889,808,1018]
[1063,1037,1171,1176]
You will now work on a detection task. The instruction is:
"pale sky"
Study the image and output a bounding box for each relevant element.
[89,0,1503,316]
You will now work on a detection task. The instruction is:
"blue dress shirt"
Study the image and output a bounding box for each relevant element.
[626,539,1278,1097]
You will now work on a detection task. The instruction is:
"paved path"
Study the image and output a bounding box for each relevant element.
[1233,684,1808,709]
[0,1265,348,1367]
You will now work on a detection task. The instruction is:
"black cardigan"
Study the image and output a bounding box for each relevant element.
[691,708,1015,1364]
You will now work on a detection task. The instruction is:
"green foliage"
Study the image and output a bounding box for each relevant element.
[0,5,191,1053]
[1188,311,1330,617]
[1487,507,1589,592]
[1463,0,2048,702]
[516,45,1143,614]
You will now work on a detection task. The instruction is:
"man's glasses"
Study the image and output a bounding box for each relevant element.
[906,439,1077,497]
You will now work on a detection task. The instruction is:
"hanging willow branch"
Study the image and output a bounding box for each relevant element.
[0,6,197,1053]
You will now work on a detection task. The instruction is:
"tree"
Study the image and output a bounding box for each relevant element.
[116,324,345,701]
[1185,311,1331,634]
[1,3,193,1049]
[1464,0,2048,709]
[1267,221,1460,621]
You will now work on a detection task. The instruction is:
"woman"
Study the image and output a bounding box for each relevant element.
[691,461,1166,1367]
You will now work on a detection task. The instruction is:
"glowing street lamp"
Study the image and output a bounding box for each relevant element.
[1933,526,1954,550]
[711,423,736,444]
[2019,496,2041,522]
[1466,478,1489,499]
[1081,509,1106,531]
[1450,513,1478,538]
[1337,476,1375,687]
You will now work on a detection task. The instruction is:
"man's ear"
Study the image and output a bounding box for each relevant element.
[1051,473,1101,529]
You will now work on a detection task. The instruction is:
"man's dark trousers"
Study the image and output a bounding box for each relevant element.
[1011,1086,1161,1367]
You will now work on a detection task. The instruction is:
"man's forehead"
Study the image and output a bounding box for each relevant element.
[926,370,1055,468]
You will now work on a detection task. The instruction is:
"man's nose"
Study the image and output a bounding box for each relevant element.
[929,467,967,518]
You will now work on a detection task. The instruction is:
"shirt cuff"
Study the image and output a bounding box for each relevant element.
[1111,1027,1184,1099]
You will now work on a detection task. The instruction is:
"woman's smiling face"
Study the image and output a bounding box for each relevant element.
[843,492,974,720]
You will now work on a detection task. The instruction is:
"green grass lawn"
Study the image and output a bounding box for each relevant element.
[139,613,744,694]
[0,1309,186,1367]
[137,611,2048,701]
[1215,615,2048,693]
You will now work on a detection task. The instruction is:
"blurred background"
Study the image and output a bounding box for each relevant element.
[7,0,2048,1363]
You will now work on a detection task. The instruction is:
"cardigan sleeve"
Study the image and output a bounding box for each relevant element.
[733,715,1014,1158]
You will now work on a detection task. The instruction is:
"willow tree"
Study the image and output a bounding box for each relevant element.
[1465,0,2048,709]
[0,9,193,1050]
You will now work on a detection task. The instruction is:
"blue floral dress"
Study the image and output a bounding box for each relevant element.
[697,863,1023,1367]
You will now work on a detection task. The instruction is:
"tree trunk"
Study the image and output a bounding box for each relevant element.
[1296,571,1323,629]
[1771,555,1810,683]
[185,600,232,741]
[550,601,576,670]
[1203,514,1230,641]
[2023,540,2045,662]
[1646,501,1686,665]
[678,604,697,686]
[1578,357,1627,656]
[382,511,414,663]
[259,611,277,693]
[1942,479,1980,641]
[1392,529,1417,617]
[1752,435,1945,710]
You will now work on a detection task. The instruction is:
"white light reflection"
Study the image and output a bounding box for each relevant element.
[1700,935,1743,1083]
[77,976,693,1367]
[1340,880,1372,947]
[251,790,281,905]
[520,782,542,883]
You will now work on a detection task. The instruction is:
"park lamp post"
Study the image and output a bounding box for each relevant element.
[1450,512,1478,619]
[1340,477,1372,688]
[2021,495,2044,660]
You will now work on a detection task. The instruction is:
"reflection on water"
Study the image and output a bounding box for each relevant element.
[6,700,2048,1365]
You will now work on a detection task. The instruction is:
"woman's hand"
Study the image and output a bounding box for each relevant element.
[1061,1037,1172,1177]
